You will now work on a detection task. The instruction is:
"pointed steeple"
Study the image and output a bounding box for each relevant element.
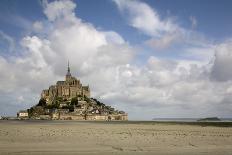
[68,61,70,73]
[66,61,71,78]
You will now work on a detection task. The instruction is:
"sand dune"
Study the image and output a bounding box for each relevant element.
[0,120,232,155]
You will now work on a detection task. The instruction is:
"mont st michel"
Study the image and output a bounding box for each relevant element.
[17,63,128,121]
[1,0,232,155]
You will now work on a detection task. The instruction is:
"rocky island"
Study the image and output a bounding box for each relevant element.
[17,63,128,121]
[197,117,221,122]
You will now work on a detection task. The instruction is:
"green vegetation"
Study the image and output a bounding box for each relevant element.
[28,108,34,117]
[37,98,46,107]
[56,97,63,102]
[91,98,105,107]
[45,103,59,109]
[71,97,78,106]
[30,95,121,118]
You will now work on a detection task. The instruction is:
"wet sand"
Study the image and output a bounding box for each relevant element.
[0,120,232,155]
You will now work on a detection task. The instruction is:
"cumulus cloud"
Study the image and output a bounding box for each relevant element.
[43,0,76,22]
[0,0,232,119]
[211,40,232,81]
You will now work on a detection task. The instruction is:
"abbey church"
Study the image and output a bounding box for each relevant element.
[41,62,90,105]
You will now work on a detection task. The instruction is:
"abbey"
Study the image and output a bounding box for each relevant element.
[41,62,90,105]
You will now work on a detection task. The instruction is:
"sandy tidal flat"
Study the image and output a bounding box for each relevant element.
[0,120,232,155]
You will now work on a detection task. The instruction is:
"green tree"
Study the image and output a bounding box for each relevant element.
[37,98,46,107]
[46,103,59,109]
[71,97,78,106]
[56,97,63,102]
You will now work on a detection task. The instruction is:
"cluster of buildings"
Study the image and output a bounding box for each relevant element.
[17,63,128,121]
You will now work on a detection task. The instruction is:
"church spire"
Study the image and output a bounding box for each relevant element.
[66,61,71,78]
[68,61,70,73]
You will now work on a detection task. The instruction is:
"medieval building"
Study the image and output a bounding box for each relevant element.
[41,62,90,104]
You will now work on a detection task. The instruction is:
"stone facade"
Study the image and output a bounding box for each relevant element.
[41,63,90,104]
[56,113,128,121]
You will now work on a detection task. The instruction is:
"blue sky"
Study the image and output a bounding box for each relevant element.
[1,0,232,44]
[0,0,232,119]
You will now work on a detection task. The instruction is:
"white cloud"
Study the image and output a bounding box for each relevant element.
[210,40,232,81]
[182,45,216,63]
[43,0,76,22]
[33,21,43,32]
[103,31,125,44]
[113,0,184,50]
[113,0,179,37]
